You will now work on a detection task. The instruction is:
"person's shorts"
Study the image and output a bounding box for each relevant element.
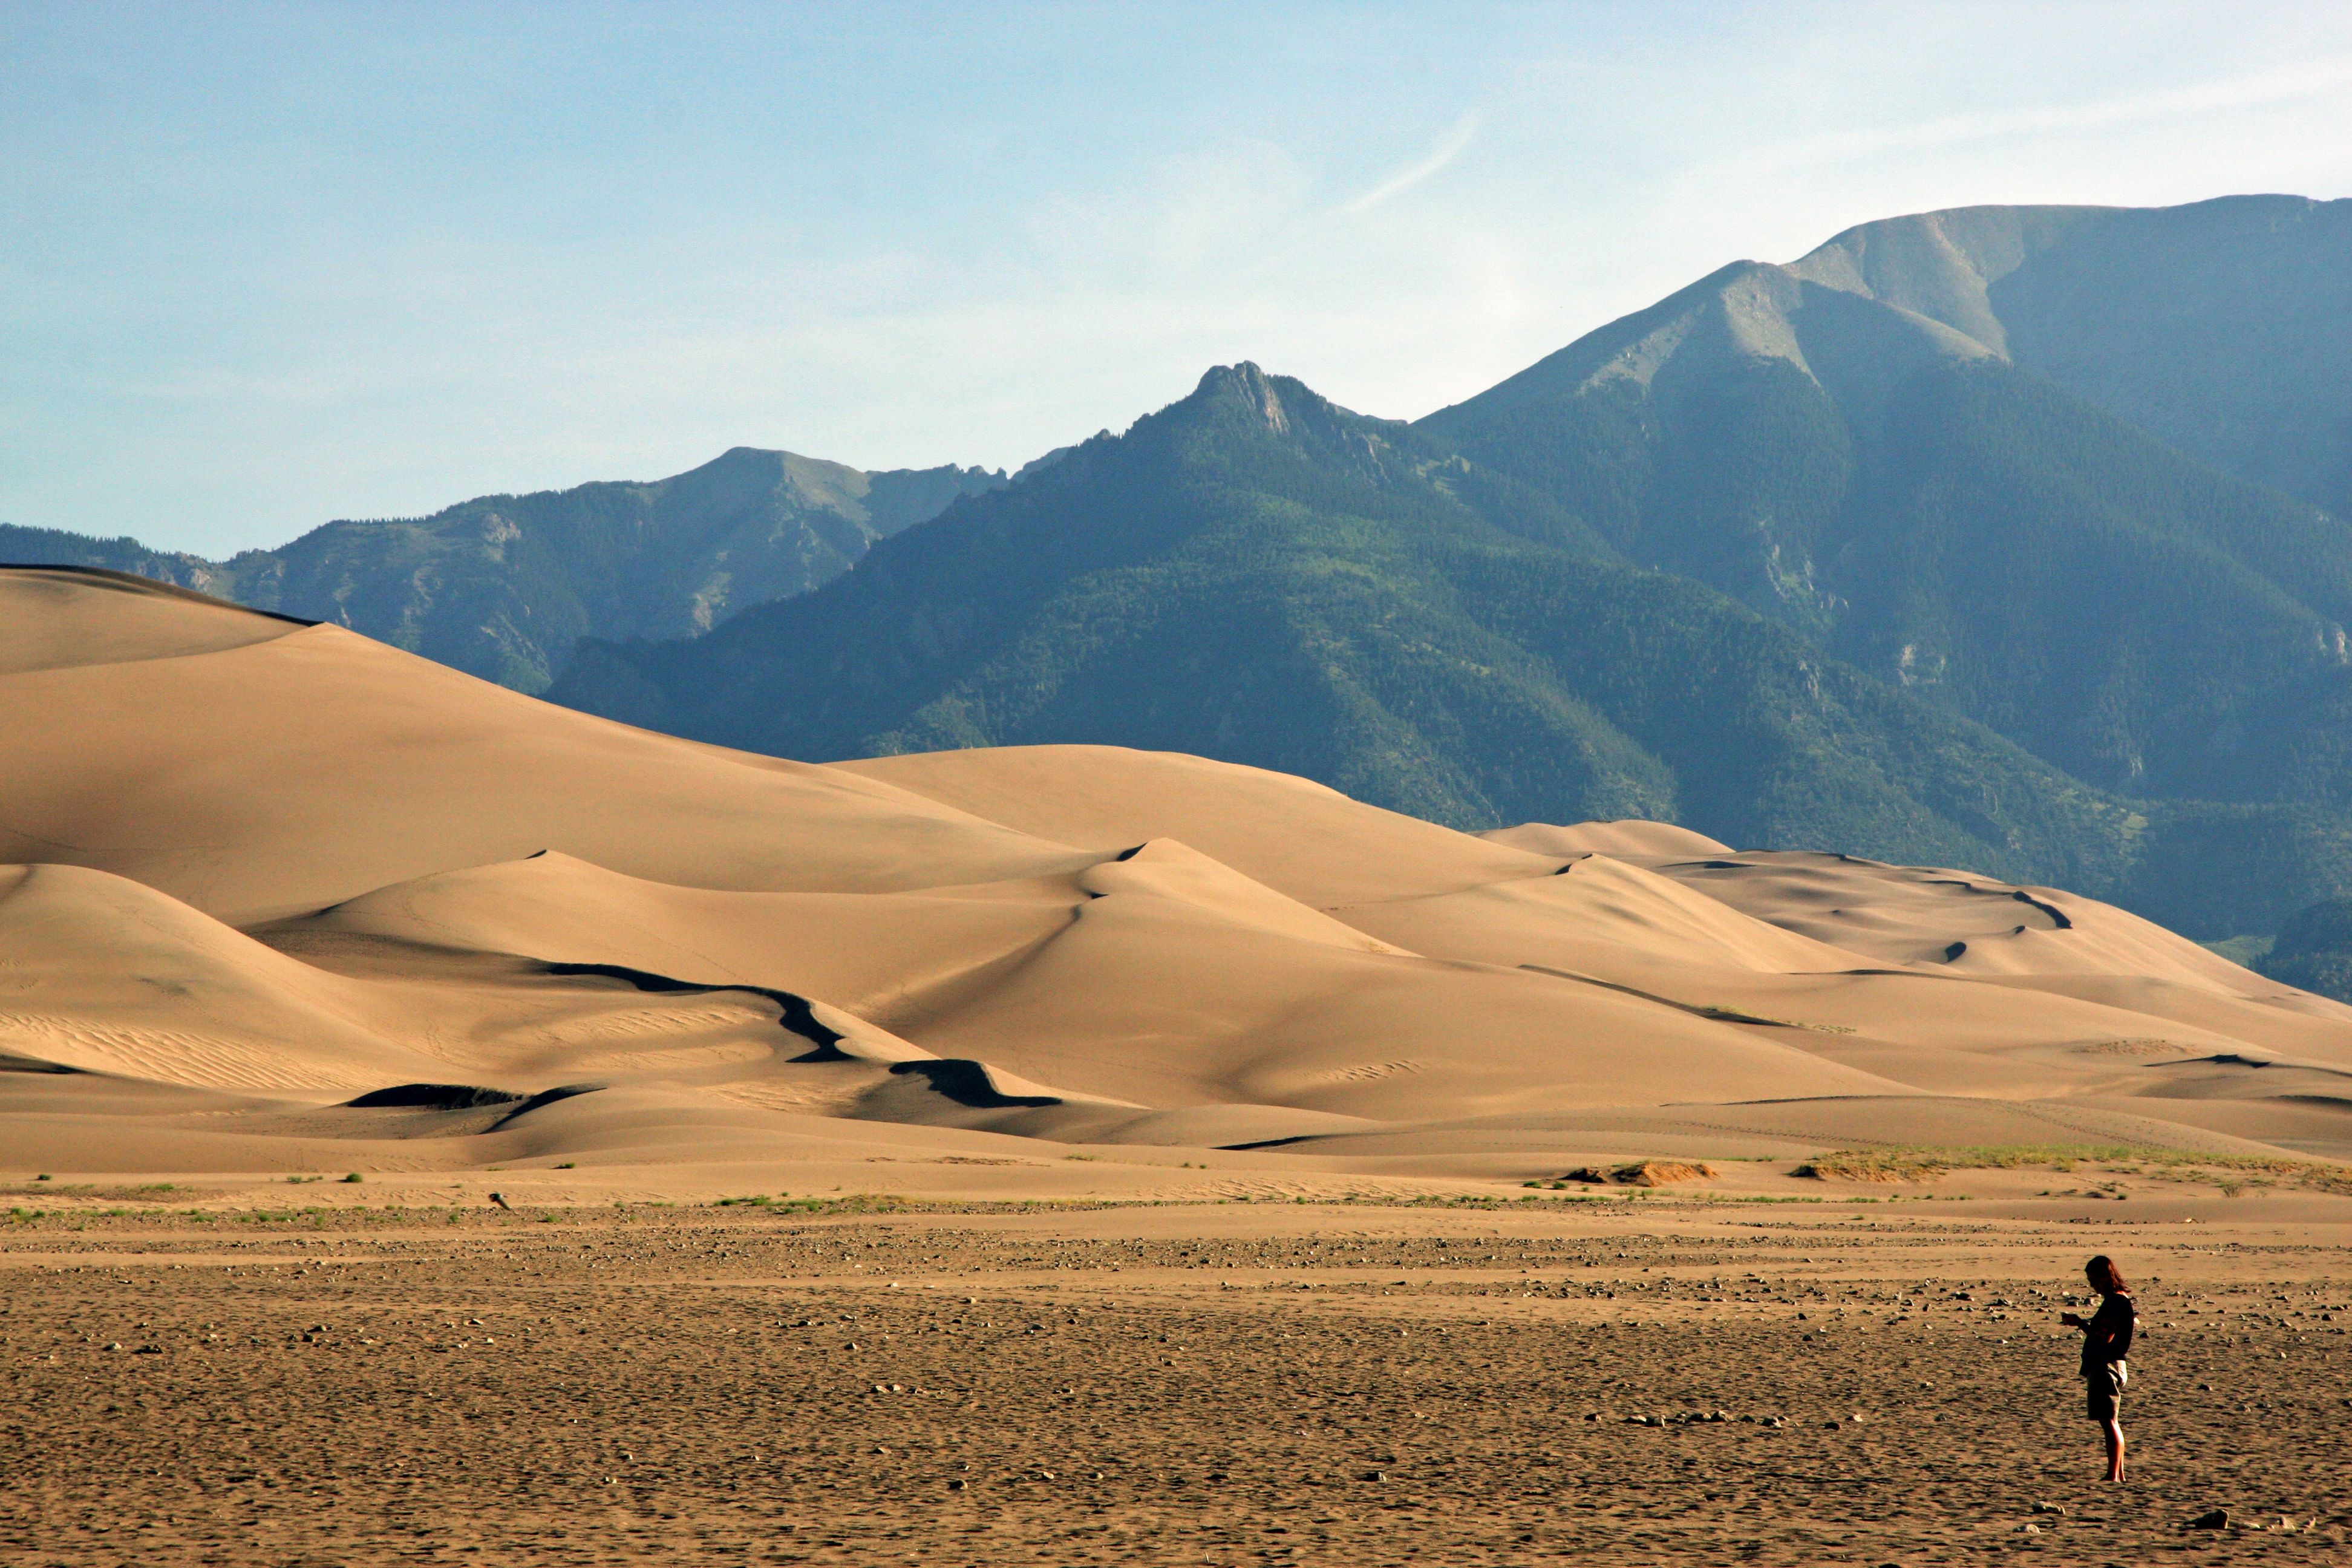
[2085,1361,2128,1422]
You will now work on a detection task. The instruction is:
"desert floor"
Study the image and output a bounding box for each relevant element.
[6,1187,2350,1567]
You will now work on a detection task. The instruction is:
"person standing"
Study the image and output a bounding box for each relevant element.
[2060,1255,2136,1482]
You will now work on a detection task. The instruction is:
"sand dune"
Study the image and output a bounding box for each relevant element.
[0,566,310,675]
[0,863,436,1091]
[4,564,2351,1177]
[288,849,1082,1019]
[1330,851,1875,976]
[1477,819,1731,858]
[837,745,1561,906]
[0,573,1080,924]
[1632,849,2274,990]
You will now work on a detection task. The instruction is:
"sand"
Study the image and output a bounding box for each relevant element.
[4,1195,2348,1566]
[6,564,2350,1182]
[7,564,2352,1562]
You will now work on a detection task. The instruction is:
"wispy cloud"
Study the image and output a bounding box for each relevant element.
[1745,56,2352,174]
[1342,111,1481,214]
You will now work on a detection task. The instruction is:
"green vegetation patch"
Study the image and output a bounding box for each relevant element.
[2255,897,2352,1002]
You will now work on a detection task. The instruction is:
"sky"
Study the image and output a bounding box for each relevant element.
[5,1,2351,556]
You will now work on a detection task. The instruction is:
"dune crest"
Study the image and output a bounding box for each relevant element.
[1478,820,1732,859]
[3,565,2350,1173]
[0,566,310,675]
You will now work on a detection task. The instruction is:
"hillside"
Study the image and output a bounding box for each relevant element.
[1428,339,2352,810]
[554,364,2145,895]
[0,447,1002,691]
[1406,198,2352,931]
[1420,204,2352,810]
[2256,897,2352,1005]
[1789,195,2352,518]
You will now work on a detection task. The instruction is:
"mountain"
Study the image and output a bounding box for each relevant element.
[553,199,2352,935]
[554,363,2144,895]
[1410,197,2352,932]
[0,447,1004,691]
[1427,312,2352,806]
[1790,196,2352,518]
[1442,196,2349,526]
[19,196,2351,935]
[1420,198,2352,807]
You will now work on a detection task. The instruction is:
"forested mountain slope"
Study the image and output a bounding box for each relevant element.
[1420,198,2352,826]
[1427,355,2352,804]
[0,448,1002,691]
[554,364,2144,894]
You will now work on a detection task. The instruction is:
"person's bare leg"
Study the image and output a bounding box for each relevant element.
[2102,1419,2125,1482]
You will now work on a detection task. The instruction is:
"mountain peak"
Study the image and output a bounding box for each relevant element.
[0,443,1006,693]
[1786,194,2352,512]
[1191,362,1293,434]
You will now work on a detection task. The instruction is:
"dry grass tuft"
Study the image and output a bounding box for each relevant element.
[1792,1144,2352,1194]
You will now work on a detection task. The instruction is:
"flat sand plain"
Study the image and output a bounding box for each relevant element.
[7,1189,2350,1567]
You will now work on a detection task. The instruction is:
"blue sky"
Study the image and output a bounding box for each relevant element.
[5,1,2350,555]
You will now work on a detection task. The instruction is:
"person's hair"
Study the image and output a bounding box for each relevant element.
[2086,1255,2128,1295]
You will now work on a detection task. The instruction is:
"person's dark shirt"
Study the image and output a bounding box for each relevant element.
[2082,1290,2135,1372]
